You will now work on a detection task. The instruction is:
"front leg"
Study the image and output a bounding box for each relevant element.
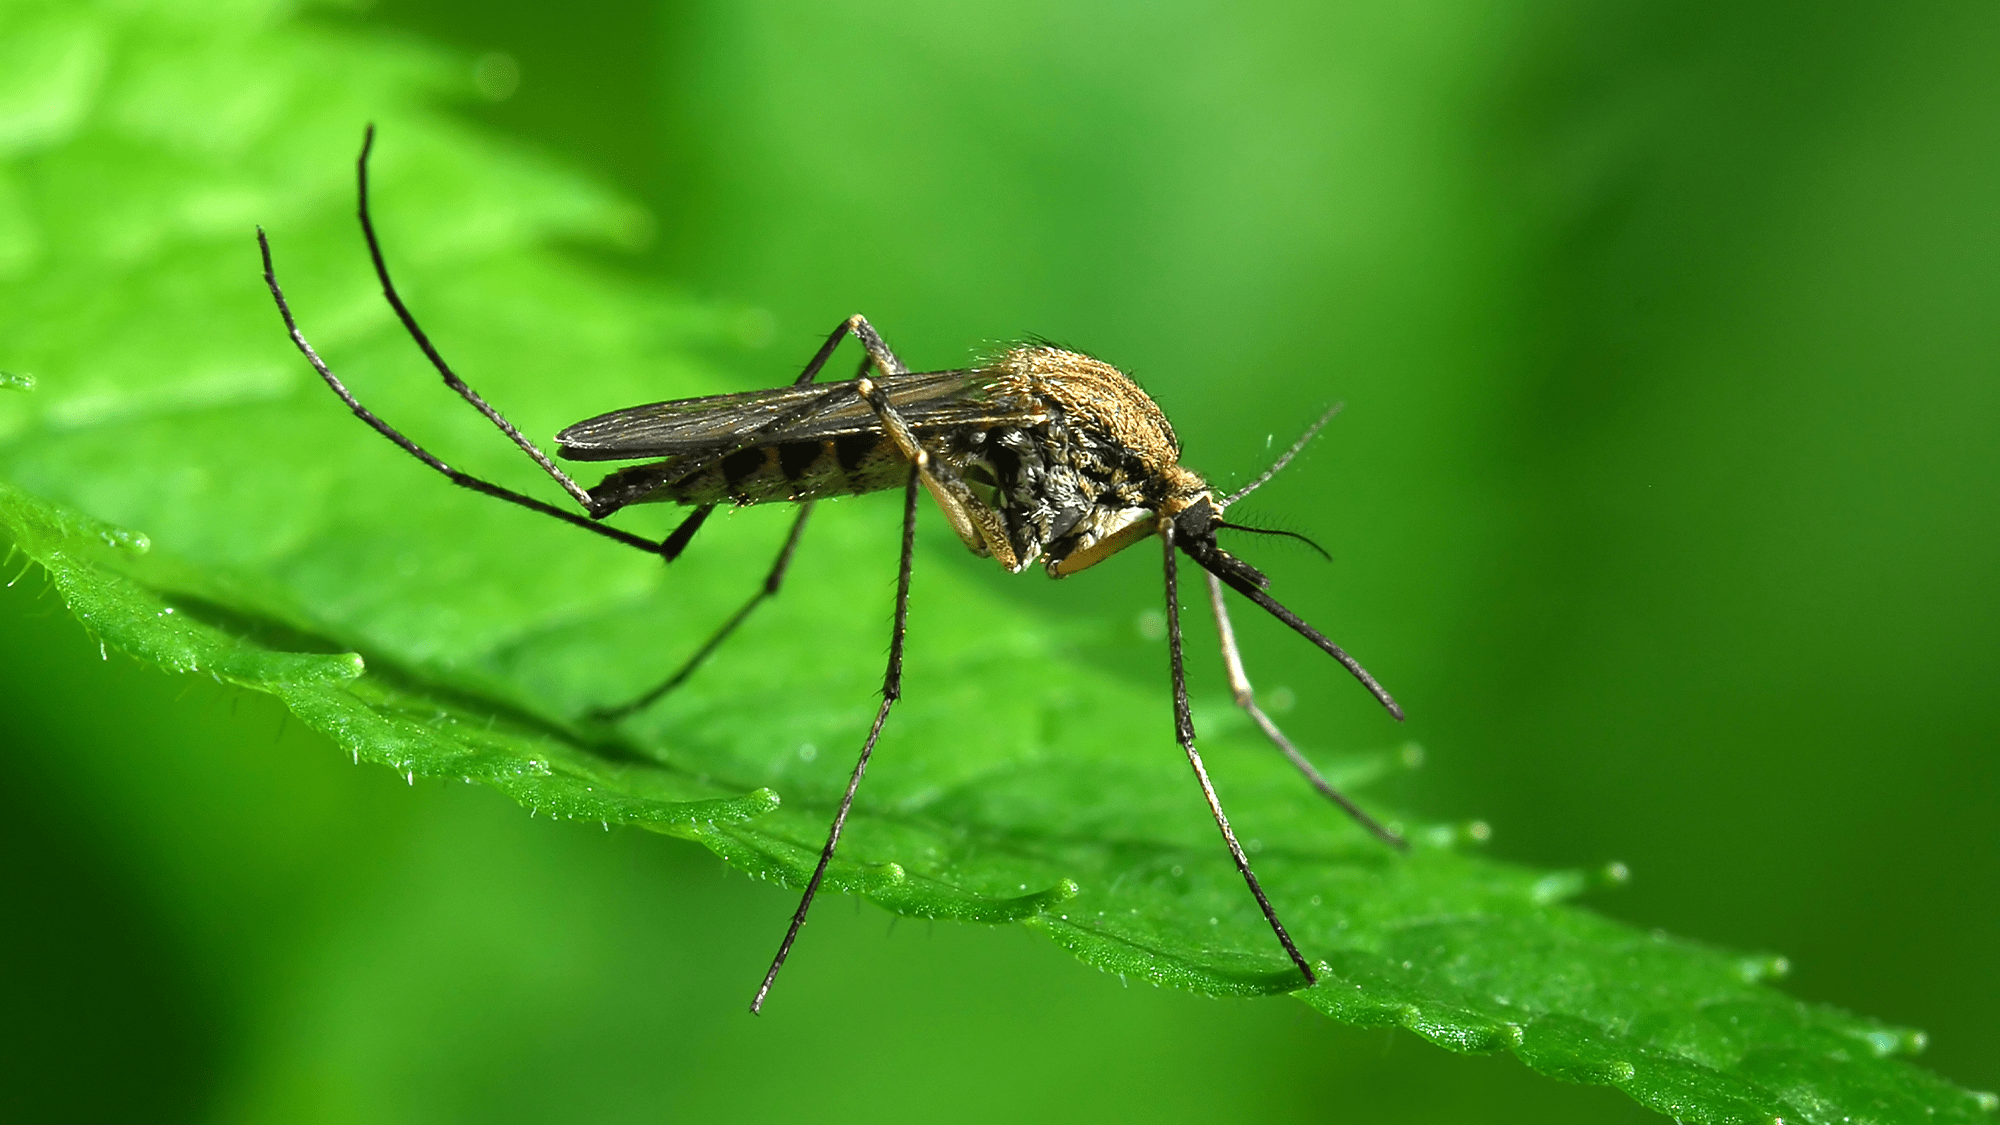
[842,321,1021,570]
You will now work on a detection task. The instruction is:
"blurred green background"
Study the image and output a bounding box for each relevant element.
[2,0,1993,1121]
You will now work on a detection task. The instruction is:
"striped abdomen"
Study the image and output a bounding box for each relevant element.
[585,433,910,509]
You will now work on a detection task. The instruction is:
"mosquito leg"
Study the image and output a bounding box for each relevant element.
[603,321,898,714]
[262,126,708,558]
[761,312,869,390]
[571,324,862,696]
[712,315,897,445]
[347,127,618,516]
[658,314,914,497]
[657,504,716,562]
[751,466,919,1014]
[616,315,886,497]
[258,228,686,557]
[590,503,816,721]
[572,325,864,685]
[841,314,911,376]
[1205,570,1406,850]
[1163,522,1317,988]
[831,324,1023,566]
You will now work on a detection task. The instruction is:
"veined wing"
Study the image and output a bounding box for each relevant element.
[556,368,1022,462]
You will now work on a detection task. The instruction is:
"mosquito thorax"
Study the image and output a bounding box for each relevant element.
[982,346,1183,472]
[947,345,1217,579]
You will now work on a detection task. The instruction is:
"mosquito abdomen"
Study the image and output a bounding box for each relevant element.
[589,435,910,508]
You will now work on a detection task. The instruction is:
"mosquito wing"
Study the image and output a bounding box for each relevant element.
[556,369,1019,462]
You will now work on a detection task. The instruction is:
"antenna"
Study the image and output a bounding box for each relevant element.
[1224,401,1342,508]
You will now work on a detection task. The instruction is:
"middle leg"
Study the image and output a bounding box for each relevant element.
[590,502,817,721]
[588,317,894,719]
[750,464,920,1014]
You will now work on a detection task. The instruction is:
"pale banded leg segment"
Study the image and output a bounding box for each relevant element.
[1205,570,1406,850]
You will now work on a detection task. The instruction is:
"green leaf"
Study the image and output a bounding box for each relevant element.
[0,3,1989,1123]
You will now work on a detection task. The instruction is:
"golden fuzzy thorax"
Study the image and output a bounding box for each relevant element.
[984,346,1211,515]
[911,344,1216,578]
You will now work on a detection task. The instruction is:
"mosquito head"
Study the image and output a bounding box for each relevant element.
[1170,494,1271,599]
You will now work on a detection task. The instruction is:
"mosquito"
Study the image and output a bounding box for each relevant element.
[256,127,1407,1014]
